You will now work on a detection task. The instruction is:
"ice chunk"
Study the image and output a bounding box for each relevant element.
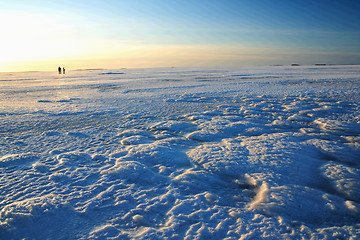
[204,193,216,203]
[132,214,145,223]
[247,183,269,210]
[345,201,359,214]
[228,210,240,218]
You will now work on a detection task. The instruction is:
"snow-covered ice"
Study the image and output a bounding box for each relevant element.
[0,65,359,239]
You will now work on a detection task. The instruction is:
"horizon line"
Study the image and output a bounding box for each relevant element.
[2,63,360,74]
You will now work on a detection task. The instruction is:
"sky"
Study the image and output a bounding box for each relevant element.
[1,0,360,72]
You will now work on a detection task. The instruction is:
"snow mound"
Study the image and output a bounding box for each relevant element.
[42,131,61,136]
[0,194,62,227]
[314,118,360,134]
[321,163,360,201]
[126,140,191,167]
[306,139,360,165]
[49,172,71,182]
[172,168,230,191]
[56,151,93,166]
[186,118,251,142]
[187,139,249,177]
[253,185,360,225]
[240,133,322,186]
[150,120,196,133]
[0,153,38,168]
[117,129,153,138]
[186,129,224,142]
[88,224,122,239]
[0,194,75,239]
[32,161,50,173]
[120,135,153,145]
[102,160,166,183]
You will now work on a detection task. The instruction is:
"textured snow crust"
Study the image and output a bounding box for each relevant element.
[1,66,360,239]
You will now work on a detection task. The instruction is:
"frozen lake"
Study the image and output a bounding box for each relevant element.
[1,65,360,239]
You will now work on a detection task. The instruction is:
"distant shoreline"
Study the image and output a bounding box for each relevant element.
[1,64,360,74]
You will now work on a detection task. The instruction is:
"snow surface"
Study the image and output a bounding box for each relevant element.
[0,65,360,239]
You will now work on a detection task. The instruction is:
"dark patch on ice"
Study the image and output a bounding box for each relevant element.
[239,76,278,80]
[122,85,205,94]
[161,79,182,82]
[91,110,117,116]
[51,111,89,116]
[54,98,80,103]
[13,141,27,146]
[230,74,251,77]
[315,147,360,168]
[92,84,122,92]
[234,179,257,191]
[195,76,221,81]
[318,152,341,162]
[67,132,90,138]
[2,78,37,81]
[99,72,125,75]
[308,168,340,197]
[43,131,61,136]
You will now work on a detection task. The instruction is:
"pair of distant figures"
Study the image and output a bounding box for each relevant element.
[58,66,66,74]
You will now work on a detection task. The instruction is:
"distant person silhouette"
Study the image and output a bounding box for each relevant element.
[63,67,66,74]
[58,66,62,74]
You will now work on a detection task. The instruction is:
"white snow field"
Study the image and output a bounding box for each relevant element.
[0,65,360,239]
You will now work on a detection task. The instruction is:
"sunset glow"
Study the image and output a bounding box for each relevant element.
[1,0,360,72]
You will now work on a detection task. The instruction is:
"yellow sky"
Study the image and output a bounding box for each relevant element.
[1,46,272,72]
[2,1,358,72]
[0,11,275,73]
[0,10,300,72]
